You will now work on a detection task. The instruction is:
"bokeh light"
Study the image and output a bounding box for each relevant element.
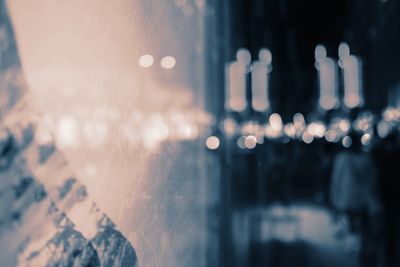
[205,136,220,150]
[160,56,177,69]
[139,54,154,68]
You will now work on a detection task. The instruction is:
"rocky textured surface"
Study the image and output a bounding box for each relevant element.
[0,1,137,266]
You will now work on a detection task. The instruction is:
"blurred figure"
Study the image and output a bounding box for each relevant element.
[330,131,382,267]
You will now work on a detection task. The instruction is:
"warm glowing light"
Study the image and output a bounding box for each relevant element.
[339,43,364,109]
[307,122,326,138]
[353,113,373,133]
[293,113,306,136]
[284,123,296,138]
[315,124,326,138]
[56,116,79,148]
[338,119,351,133]
[241,122,264,144]
[121,109,207,150]
[302,131,313,144]
[293,113,305,126]
[361,133,371,146]
[244,135,257,149]
[325,130,338,143]
[139,54,154,68]
[354,119,368,132]
[160,56,176,69]
[222,117,237,136]
[141,114,171,149]
[342,136,352,148]
[252,49,272,112]
[264,125,280,138]
[176,123,198,140]
[206,136,220,150]
[241,121,259,135]
[315,45,338,111]
[383,107,400,122]
[269,113,283,132]
[225,50,250,112]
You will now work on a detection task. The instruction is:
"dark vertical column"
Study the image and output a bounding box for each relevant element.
[205,0,233,266]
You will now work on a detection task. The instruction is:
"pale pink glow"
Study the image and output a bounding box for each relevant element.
[56,116,80,148]
[221,117,237,137]
[251,49,272,112]
[339,43,364,109]
[7,1,208,266]
[325,129,339,143]
[205,136,220,150]
[225,49,251,112]
[160,56,176,69]
[269,113,283,132]
[315,51,339,111]
[244,135,257,149]
[264,124,282,138]
[307,122,326,138]
[241,121,259,135]
[338,119,351,133]
[361,133,372,146]
[302,131,314,144]
[139,55,154,68]
[284,123,296,138]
